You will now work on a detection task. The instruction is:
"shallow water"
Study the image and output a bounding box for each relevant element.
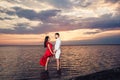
[0,45,120,80]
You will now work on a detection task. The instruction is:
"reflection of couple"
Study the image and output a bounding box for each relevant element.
[40,33,61,74]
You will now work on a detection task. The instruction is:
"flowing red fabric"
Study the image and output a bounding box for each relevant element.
[40,42,53,66]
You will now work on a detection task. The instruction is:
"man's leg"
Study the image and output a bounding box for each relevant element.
[55,50,61,71]
[56,59,60,70]
[56,58,61,76]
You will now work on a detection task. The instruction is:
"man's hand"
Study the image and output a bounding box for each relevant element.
[52,52,55,56]
[54,50,57,53]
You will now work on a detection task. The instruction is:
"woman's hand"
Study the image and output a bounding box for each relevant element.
[54,50,57,53]
[52,52,55,55]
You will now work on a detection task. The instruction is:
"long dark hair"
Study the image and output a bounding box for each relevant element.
[44,36,49,48]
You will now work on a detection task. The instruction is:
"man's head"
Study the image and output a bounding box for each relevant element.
[55,33,60,39]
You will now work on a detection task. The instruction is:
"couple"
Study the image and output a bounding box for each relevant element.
[40,33,61,74]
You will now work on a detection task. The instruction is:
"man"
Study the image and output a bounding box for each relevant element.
[54,33,61,74]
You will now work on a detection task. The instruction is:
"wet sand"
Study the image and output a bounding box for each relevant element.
[0,45,120,80]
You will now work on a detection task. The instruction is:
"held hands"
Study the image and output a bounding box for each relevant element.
[51,50,57,56]
[51,51,55,55]
[52,52,55,55]
[54,50,57,53]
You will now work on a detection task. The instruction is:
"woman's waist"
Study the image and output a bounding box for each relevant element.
[46,47,53,49]
[46,49,53,52]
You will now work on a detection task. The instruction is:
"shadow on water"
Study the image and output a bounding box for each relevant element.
[40,69,62,80]
[69,67,120,80]
[17,68,71,80]
[18,67,120,80]
[0,64,3,72]
[40,71,50,80]
[17,67,66,80]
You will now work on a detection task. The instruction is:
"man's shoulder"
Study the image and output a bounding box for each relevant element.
[58,38,61,41]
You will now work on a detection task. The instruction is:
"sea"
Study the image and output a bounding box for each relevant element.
[0,45,120,80]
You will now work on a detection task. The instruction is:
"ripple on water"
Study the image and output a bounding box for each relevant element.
[0,45,120,80]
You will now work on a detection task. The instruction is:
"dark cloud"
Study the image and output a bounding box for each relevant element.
[0,13,120,34]
[38,9,61,21]
[3,6,61,21]
[84,30,101,34]
[13,7,37,20]
[0,23,33,34]
[105,0,120,3]
[0,7,15,16]
[11,7,61,21]
[90,14,120,29]
[0,28,14,34]
[40,0,92,9]
[40,0,72,9]
[0,17,14,20]
[73,0,92,7]
[80,13,120,29]
[5,0,19,3]
[0,23,60,34]
[6,11,15,16]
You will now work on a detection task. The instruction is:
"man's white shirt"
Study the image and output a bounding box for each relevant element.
[55,38,61,59]
[55,38,61,51]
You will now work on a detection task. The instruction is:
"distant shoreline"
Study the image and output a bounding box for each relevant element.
[0,44,120,47]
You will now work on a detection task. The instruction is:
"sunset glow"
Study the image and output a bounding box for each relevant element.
[0,0,120,45]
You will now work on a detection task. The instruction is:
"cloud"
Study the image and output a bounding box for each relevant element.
[0,0,120,45]
[77,13,120,30]
[63,34,120,45]
[0,0,120,34]
[84,30,102,34]
[0,22,61,34]
[1,6,61,21]
[41,0,94,9]
[0,23,30,34]
[0,17,13,20]
[0,13,120,34]
[87,13,120,29]
[105,0,120,3]
[37,9,61,21]
[40,0,72,9]
[11,7,61,21]
[1,29,120,45]
[72,0,93,8]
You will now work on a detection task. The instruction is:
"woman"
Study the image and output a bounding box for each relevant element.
[40,36,53,71]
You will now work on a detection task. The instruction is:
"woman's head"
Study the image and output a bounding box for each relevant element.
[44,36,50,48]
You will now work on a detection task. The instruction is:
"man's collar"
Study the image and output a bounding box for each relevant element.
[57,38,60,40]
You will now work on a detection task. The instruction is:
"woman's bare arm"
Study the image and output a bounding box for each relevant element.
[47,44,53,54]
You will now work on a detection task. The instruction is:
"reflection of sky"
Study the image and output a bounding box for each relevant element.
[0,0,120,45]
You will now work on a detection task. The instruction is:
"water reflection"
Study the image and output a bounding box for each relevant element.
[0,45,120,80]
[40,69,62,80]
[40,71,50,80]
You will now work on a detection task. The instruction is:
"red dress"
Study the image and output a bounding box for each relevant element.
[40,42,53,66]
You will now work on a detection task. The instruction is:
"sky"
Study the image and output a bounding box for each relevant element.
[0,0,120,45]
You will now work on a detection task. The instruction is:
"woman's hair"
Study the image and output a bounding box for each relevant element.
[44,36,49,48]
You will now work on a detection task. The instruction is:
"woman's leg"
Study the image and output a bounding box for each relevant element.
[45,57,50,71]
